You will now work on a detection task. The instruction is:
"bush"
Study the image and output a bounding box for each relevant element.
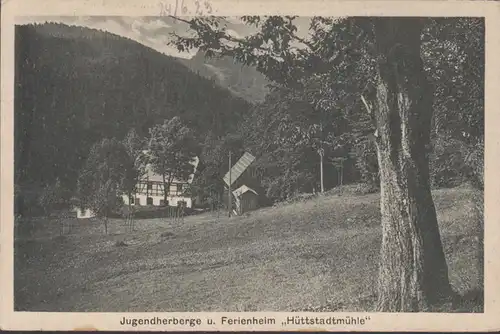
[429,136,468,188]
[110,205,197,219]
[324,183,379,197]
[429,135,484,189]
[464,139,484,190]
[273,192,319,207]
[15,186,46,217]
[353,140,379,189]
[263,169,316,204]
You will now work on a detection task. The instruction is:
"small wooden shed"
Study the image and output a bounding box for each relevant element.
[223,151,264,215]
[233,185,259,215]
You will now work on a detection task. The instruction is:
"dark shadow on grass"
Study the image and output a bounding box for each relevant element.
[160,231,176,239]
[114,240,128,247]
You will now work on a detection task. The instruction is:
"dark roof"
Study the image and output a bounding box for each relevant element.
[223,152,256,186]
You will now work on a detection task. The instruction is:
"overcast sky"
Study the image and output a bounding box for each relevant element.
[16,16,313,59]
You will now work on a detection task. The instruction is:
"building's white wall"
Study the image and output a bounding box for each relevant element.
[122,194,192,208]
[73,207,96,219]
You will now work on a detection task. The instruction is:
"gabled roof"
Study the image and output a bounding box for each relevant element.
[223,152,256,186]
[233,185,258,198]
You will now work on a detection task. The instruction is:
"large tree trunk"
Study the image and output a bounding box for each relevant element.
[372,18,453,311]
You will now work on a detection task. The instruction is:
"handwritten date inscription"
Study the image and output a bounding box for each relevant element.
[159,0,213,16]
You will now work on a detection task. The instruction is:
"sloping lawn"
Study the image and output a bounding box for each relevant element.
[14,186,483,312]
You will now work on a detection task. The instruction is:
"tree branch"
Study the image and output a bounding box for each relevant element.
[360,94,372,115]
[168,16,309,60]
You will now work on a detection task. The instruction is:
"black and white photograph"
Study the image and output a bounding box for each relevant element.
[2,0,498,331]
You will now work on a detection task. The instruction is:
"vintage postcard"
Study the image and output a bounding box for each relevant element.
[1,0,499,331]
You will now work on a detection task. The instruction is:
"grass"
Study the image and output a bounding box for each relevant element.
[13,186,483,312]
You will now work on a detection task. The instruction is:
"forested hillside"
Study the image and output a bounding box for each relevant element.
[179,50,270,103]
[15,23,251,194]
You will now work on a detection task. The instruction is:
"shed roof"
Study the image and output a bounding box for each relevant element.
[223,152,256,186]
[232,185,258,198]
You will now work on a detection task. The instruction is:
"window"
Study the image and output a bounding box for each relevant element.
[147,182,153,190]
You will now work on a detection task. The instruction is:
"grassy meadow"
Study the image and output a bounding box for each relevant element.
[14,186,483,312]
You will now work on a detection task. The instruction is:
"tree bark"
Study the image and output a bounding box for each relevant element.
[162,172,169,205]
[168,174,174,205]
[372,18,453,311]
[320,151,324,193]
[340,159,344,186]
[127,199,134,232]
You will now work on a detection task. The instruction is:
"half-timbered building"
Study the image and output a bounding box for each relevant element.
[122,155,199,208]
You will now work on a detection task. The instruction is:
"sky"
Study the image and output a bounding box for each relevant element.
[15,16,313,59]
